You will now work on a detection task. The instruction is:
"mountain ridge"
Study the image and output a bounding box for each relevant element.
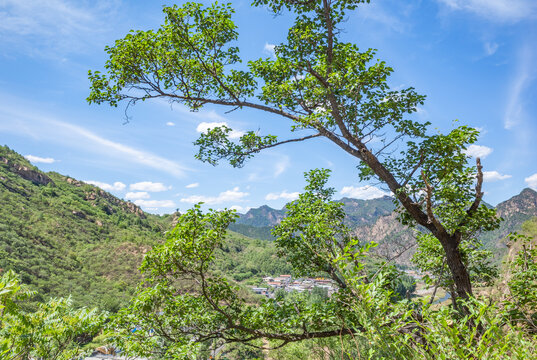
[232,186,537,265]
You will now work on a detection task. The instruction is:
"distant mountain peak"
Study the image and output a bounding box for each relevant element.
[520,187,537,197]
[496,187,537,219]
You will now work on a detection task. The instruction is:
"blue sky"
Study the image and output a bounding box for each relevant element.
[0,0,536,214]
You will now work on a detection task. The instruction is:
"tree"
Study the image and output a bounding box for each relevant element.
[88,0,498,302]
[0,270,106,360]
[109,173,419,357]
[106,172,535,358]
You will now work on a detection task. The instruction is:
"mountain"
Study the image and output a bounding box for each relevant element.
[230,187,537,266]
[340,196,395,227]
[237,205,286,227]
[0,145,172,311]
[480,188,537,258]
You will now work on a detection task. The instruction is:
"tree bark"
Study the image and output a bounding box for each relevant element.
[440,235,473,299]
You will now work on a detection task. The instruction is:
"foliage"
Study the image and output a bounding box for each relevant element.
[106,171,411,357]
[412,232,497,301]
[0,145,171,310]
[0,270,106,360]
[88,0,499,300]
[504,220,537,333]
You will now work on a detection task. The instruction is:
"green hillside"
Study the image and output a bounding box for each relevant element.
[0,145,174,310]
[0,145,291,311]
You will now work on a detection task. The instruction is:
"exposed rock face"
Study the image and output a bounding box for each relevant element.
[353,212,416,265]
[496,188,537,219]
[238,205,285,227]
[82,187,146,219]
[0,157,53,186]
[232,189,537,267]
[66,177,83,187]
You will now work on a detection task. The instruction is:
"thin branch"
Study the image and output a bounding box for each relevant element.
[421,171,443,233]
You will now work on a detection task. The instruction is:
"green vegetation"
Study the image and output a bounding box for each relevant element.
[0,145,292,312]
[88,0,498,302]
[0,145,170,310]
[104,171,536,358]
[0,270,106,359]
[84,0,537,357]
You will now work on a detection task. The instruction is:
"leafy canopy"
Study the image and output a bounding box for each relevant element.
[88,0,498,300]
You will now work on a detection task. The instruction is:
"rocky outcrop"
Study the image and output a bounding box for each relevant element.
[353,212,416,265]
[0,157,53,186]
[83,187,145,218]
[496,188,537,219]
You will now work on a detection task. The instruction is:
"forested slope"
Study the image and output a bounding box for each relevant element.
[0,145,172,310]
[0,145,290,311]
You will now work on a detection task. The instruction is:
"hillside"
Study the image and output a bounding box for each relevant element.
[0,145,290,311]
[0,145,174,310]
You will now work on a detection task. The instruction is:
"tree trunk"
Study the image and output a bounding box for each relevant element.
[440,235,473,300]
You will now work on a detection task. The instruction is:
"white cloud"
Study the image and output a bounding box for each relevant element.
[166,121,175,126]
[483,171,512,182]
[464,144,493,159]
[85,180,126,192]
[525,173,537,190]
[130,181,171,192]
[274,156,290,177]
[230,205,250,213]
[196,121,244,139]
[263,43,276,57]
[125,191,150,200]
[438,0,537,22]
[24,155,56,163]
[484,42,499,56]
[340,185,391,200]
[180,187,249,205]
[134,199,176,208]
[265,191,300,201]
[185,182,199,189]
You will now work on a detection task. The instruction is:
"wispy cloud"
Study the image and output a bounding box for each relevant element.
[180,187,249,205]
[130,182,171,192]
[437,0,537,22]
[274,156,290,177]
[340,185,391,200]
[483,171,512,182]
[0,101,189,178]
[24,154,56,163]
[484,42,499,56]
[62,122,188,178]
[265,190,300,201]
[186,182,199,189]
[85,180,126,192]
[166,122,175,126]
[356,2,408,33]
[0,0,119,57]
[504,44,536,129]
[464,144,493,158]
